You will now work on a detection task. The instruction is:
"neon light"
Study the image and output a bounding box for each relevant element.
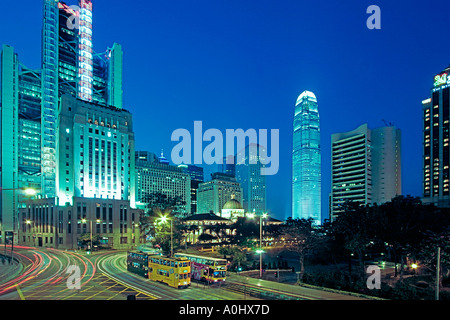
[78,0,93,102]
[434,73,449,87]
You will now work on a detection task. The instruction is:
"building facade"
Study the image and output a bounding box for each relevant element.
[235,144,266,215]
[18,197,141,250]
[1,0,125,242]
[178,164,204,214]
[422,67,450,206]
[330,123,401,220]
[135,152,191,216]
[57,94,135,206]
[197,172,242,215]
[292,90,321,225]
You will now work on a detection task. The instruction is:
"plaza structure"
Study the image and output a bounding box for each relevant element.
[292,90,321,225]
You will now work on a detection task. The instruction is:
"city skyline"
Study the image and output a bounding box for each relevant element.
[1,0,450,221]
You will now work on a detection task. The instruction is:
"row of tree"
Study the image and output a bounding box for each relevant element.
[139,193,449,284]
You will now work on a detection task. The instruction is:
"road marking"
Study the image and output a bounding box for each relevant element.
[16,285,25,300]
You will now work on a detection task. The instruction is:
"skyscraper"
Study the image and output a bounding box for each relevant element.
[57,94,135,206]
[178,164,204,214]
[292,90,321,225]
[422,67,450,206]
[1,0,125,242]
[330,123,401,220]
[235,144,266,214]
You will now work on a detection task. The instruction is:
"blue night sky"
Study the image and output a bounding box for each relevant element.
[1,0,450,221]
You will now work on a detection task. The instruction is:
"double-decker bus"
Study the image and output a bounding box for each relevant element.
[148,254,191,289]
[174,253,227,283]
[127,251,149,278]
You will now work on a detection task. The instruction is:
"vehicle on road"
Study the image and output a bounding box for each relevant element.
[127,251,191,289]
[174,253,227,284]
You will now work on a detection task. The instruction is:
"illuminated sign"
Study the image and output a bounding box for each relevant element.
[78,0,93,102]
[434,72,450,88]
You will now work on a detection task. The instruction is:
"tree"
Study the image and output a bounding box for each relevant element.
[229,217,259,247]
[281,217,324,280]
[79,233,102,249]
[218,246,247,271]
[381,196,436,279]
[138,192,187,254]
[414,228,450,288]
[331,201,384,280]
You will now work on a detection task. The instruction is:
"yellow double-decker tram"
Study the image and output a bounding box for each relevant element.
[147,254,191,289]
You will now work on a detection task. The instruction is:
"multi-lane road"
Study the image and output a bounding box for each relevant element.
[0,246,253,300]
[0,246,371,301]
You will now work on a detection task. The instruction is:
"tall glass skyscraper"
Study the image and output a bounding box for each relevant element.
[1,0,125,237]
[292,90,321,225]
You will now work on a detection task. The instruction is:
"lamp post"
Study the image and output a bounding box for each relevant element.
[250,212,268,278]
[158,214,173,257]
[411,263,418,284]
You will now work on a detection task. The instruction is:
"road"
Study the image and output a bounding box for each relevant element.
[0,247,372,300]
[0,246,253,300]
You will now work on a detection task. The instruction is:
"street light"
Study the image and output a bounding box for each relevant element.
[250,212,268,278]
[81,218,101,254]
[412,263,418,284]
[157,214,173,257]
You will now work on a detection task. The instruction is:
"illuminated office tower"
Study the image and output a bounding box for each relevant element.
[1,45,42,235]
[330,124,401,221]
[1,0,126,242]
[292,90,321,225]
[41,0,60,196]
[0,45,20,233]
[40,0,124,196]
[422,67,450,206]
[57,94,135,206]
